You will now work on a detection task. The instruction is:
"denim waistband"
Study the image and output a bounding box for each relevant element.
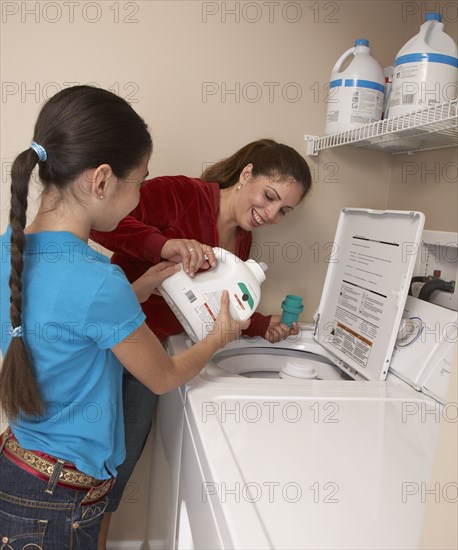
[0,428,115,505]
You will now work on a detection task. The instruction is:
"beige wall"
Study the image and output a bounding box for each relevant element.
[1,0,457,547]
[388,148,458,233]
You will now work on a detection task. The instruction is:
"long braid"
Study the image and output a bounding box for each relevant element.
[0,150,43,419]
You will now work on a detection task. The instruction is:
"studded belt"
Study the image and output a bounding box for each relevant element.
[0,428,115,505]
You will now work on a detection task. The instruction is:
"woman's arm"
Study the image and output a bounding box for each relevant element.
[91,213,169,263]
[90,176,220,269]
[90,179,170,262]
[90,176,190,263]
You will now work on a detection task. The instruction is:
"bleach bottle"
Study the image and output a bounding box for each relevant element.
[324,39,385,135]
[159,248,267,342]
[387,13,458,118]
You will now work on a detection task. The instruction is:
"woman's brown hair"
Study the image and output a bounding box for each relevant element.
[201,139,312,199]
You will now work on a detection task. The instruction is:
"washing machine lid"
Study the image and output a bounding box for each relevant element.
[314,208,425,381]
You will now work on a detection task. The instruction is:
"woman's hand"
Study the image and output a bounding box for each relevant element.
[160,239,216,277]
[132,262,181,303]
[207,290,251,349]
[264,315,299,343]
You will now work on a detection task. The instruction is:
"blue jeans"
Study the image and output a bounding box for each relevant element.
[0,454,107,549]
[106,369,158,512]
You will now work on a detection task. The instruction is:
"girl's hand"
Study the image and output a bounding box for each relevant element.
[264,315,299,343]
[132,262,180,303]
[160,239,216,277]
[207,290,251,348]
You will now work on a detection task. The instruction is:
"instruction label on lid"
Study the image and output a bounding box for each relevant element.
[315,209,425,381]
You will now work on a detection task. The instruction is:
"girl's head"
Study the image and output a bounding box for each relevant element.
[201,139,312,230]
[0,85,152,419]
[31,85,152,187]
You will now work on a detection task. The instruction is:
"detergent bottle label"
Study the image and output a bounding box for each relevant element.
[184,288,222,324]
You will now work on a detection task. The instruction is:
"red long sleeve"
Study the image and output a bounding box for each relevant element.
[90,176,219,264]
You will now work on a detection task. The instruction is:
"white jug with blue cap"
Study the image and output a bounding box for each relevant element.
[387,12,458,117]
[324,39,385,135]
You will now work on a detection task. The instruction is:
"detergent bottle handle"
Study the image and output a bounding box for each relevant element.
[331,46,356,75]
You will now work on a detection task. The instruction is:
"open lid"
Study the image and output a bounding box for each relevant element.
[314,208,425,381]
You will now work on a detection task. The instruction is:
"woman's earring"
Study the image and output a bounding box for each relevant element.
[99,194,104,199]
[236,184,243,192]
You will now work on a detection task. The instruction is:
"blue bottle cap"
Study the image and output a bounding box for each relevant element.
[281,295,304,327]
[355,39,369,47]
[425,12,442,22]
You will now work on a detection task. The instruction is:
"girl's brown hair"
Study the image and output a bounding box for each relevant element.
[0,85,152,419]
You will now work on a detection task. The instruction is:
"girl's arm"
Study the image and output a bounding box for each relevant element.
[112,291,249,394]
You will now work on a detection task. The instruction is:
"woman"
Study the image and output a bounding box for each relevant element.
[90,138,312,544]
[0,85,247,549]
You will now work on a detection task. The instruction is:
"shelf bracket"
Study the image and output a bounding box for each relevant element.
[304,134,319,157]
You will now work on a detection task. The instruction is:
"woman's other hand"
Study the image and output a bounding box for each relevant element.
[160,239,216,277]
[264,315,299,343]
[132,261,180,303]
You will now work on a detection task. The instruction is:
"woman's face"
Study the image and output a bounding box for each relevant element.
[234,168,304,231]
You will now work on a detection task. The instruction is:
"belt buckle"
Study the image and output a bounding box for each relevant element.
[80,477,115,506]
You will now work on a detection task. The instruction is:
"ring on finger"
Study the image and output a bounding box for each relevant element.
[188,248,195,252]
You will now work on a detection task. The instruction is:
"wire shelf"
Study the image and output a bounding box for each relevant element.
[305,99,458,156]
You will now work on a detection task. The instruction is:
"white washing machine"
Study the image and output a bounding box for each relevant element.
[155,211,458,550]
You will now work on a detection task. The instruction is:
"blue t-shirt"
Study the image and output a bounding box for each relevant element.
[0,227,146,479]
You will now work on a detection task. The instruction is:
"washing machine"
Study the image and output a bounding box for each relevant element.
[156,210,458,550]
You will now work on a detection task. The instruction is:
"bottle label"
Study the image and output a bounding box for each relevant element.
[182,285,254,327]
[326,83,384,128]
[389,60,458,110]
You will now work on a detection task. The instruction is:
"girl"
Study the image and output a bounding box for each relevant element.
[0,85,247,549]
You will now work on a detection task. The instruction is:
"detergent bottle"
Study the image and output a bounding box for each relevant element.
[324,39,385,134]
[159,247,267,342]
[387,12,458,117]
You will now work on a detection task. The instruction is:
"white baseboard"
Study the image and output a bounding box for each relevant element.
[106,542,144,550]
[106,539,169,550]
[141,539,171,550]
[143,539,170,550]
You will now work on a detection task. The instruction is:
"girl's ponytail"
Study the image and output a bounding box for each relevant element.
[0,149,44,419]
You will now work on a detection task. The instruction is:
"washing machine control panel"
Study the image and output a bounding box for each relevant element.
[390,295,457,404]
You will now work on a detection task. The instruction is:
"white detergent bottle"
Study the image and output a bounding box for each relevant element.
[158,247,267,342]
[387,12,458,118]
[324,39,385,135]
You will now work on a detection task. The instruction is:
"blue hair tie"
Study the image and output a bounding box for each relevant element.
[30,141,47,162]
[9,326,23,338]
